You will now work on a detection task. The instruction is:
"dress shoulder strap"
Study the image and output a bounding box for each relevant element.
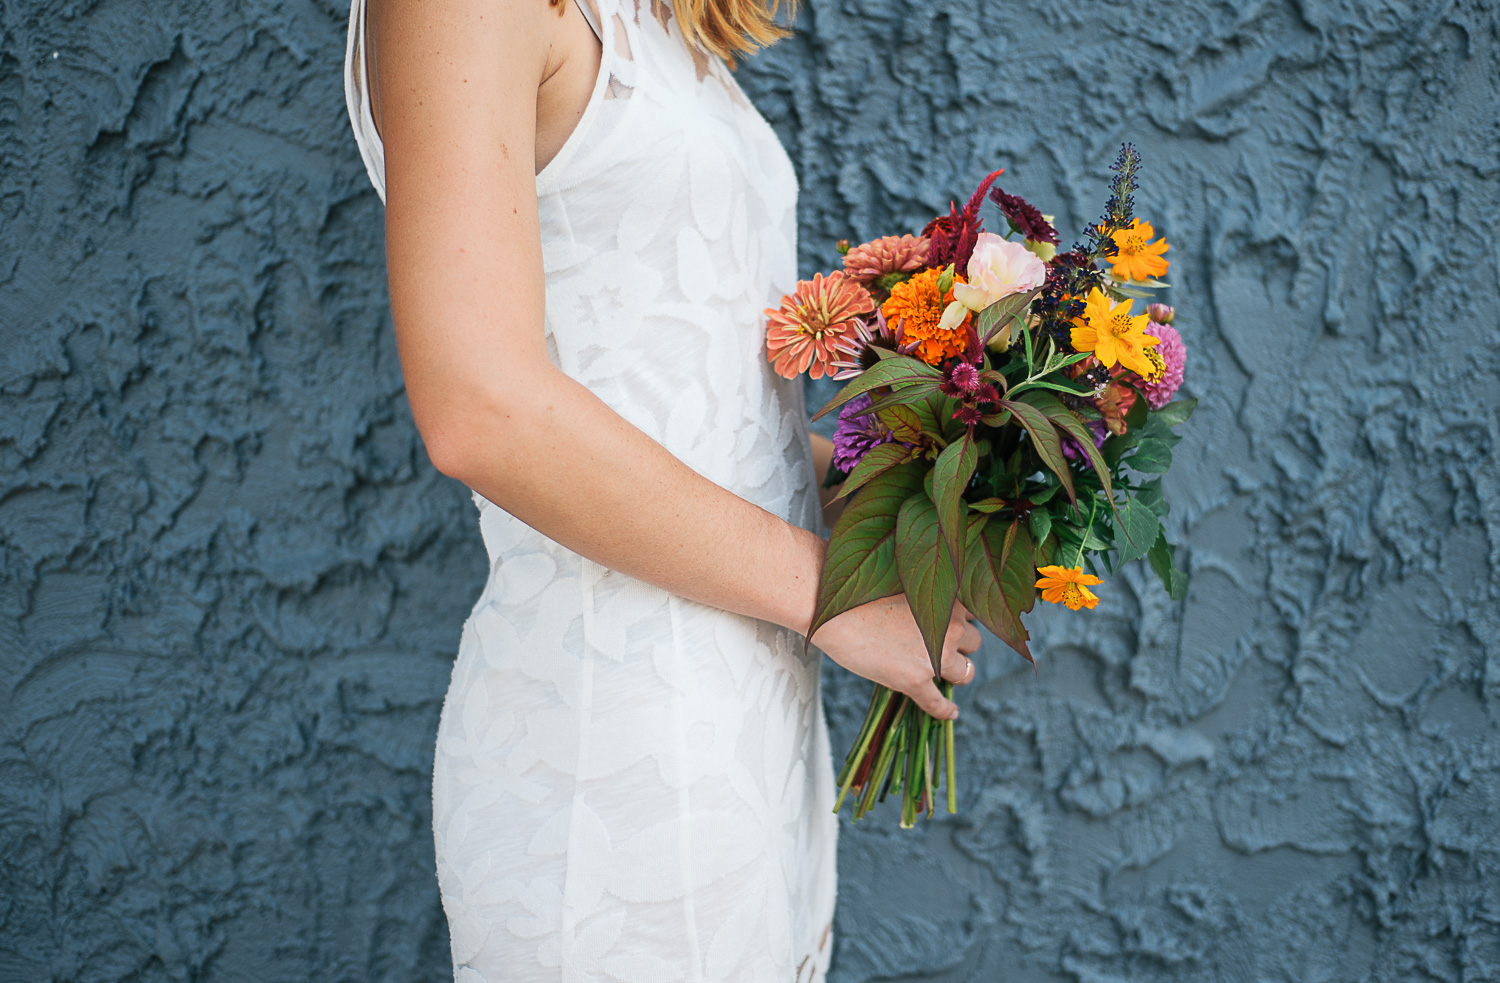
[572,0,603,42]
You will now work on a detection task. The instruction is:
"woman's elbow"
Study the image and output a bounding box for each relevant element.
[411,383,522,483]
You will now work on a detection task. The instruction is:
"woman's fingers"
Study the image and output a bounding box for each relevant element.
[938,646,975,686]
[905,677,958,720]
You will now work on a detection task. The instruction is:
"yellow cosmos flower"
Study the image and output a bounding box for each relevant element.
[1070,287,1159,377]
[1035,565,1103,610]
[1108,218,1170,282]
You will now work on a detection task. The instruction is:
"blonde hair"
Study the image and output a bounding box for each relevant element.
[554,0,795,65]
[674,0,798,65]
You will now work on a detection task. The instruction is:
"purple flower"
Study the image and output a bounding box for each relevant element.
[832,393,896,472]
[1061,419,1109,468]
[1141,320,1186,409]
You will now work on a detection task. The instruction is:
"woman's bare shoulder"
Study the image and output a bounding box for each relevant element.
[365,0,556,157]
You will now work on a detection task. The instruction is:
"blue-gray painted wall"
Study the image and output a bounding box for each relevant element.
[2,1,1497,981]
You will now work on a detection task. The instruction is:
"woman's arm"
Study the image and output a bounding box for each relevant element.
[371,0,972,718]
[809,432,846,528]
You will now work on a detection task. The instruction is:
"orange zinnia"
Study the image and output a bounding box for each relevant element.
[1036,565,1103,610]
[1108,218,1170,282]
[880,267,970,365]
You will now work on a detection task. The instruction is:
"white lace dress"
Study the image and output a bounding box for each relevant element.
[343,0,838,979]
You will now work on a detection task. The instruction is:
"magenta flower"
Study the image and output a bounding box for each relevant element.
[1140,320,1186,409]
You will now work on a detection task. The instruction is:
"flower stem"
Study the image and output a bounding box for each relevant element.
[834,685,893,814]
[942,681,957,813]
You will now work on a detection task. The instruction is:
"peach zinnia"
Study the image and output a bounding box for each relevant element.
[1108,218,1170,282]
[1035,565,1103,610]
[842,234,931,287]
[764,272,875,380]
[880,267,971,366]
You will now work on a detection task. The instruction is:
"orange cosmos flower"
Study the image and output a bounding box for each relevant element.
[764,272,876,380]
[1108,218,1170,282]
[1035,565,1103,610]
[1070,287,1159,378]
[880,267,971,365]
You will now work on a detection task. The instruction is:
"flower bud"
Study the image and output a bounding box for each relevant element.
[1024,239,1057,263]
[1147,302,1175,324]
[836,238,851,255]
[936,264,955,295]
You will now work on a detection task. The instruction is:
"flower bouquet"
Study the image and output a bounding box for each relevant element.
[765,145,1196,826]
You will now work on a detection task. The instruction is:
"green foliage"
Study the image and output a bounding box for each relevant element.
[809,462,924,641]
[1112,496,1160,566]
[977,288,1041,345]
[931,433,979,581]
[810,354,941,422]
[998,399,1075,505]
[835,442,917,501]
[1148,529,1189,601]
[895,491,959,676]
[958,516,1035,663]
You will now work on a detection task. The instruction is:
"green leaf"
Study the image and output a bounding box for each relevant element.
[877,403,927,444]
[932,432,978,582]
[808,462,925,641]
[834,442,917,501]
[1101,429,1141,470]
[1029,508,1053,543]
[976,288,1041,345]
[895,491,960,676]
[1135,478,1169,518]
[1034,531,1060,567]
[863,386,942,416]
[1018,390,1117,518]
[958,516,1035,664]
[1113,496,1161,566]
[810,356,943,422]
[1137,413,1183,445]
[969,497,1008,513]
[1148,528,1189,601]
[997,399,1075,506]
[1128,438,1174,473]
[1124,386,1150,432]
[1153,397,1198,428]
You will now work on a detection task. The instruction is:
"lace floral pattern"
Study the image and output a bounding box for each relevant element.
[344,0,838,978]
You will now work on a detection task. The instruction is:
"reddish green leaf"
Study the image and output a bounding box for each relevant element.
[958,516,1036,664]
[997,399,1075,506]
[931,431,978,582]
[810,356,943,422]
[877,403,926,444]
[834,442,917,501]
[808,462,926,642]
[895,491,959,677]
[1017,390,1117,518]
[976,288,1040,345]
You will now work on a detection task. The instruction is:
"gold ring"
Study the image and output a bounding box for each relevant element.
[960,656,974,684]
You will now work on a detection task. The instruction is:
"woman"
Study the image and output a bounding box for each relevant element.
[342,0,981,977]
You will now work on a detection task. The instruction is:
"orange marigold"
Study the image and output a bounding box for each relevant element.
[880,267,970,365]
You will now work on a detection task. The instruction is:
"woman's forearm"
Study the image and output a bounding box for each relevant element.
[809,431,846,527]
[427,364,828,635]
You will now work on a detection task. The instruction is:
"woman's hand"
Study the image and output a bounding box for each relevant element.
[810,597,980,720]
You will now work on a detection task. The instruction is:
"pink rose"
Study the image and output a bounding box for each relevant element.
[953,232,1047,312]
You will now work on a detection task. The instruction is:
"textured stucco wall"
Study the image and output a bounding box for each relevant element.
[1,1,1497,982]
